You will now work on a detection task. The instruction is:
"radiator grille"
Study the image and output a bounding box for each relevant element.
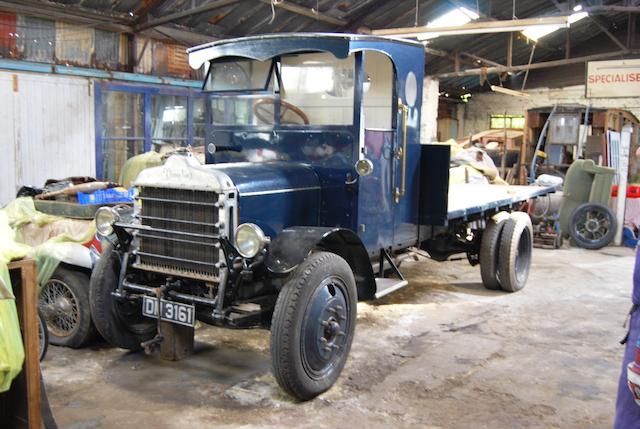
[135,186,220,281]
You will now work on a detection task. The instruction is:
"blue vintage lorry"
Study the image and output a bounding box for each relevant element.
[89,34,552,400]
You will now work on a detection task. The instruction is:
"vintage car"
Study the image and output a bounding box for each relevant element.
[90,34,552,400]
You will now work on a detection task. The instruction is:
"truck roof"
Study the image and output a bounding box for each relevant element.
[187,32,423,70]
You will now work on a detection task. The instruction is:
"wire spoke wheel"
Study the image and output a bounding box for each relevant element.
[40,279,81,339]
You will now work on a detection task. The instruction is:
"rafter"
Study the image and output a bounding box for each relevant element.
[589,15,628,51]
[432,49,637,78]
[135,0,240,32]
[255,0,347,26]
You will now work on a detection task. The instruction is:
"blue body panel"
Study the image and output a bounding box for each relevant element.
[213,162,321,237]
[196,34,426,253]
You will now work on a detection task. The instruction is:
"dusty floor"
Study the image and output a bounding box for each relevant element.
[43,246,634,429]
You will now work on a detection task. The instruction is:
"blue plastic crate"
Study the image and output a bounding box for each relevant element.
[77,187,135,205]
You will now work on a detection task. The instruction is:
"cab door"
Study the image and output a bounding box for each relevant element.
[357,52,396,253]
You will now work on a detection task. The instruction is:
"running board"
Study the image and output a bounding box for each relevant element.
[375,278,409,299]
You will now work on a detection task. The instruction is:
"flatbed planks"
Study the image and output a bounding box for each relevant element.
[447,184,554,220]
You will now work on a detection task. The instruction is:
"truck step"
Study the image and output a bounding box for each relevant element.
[374,278,409,299]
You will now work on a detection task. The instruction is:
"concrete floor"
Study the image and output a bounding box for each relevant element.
[43,246,634,429]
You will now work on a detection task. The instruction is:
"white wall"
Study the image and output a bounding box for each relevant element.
[460,84,640,137]
[421,76,439,143]
[0,71,95,205]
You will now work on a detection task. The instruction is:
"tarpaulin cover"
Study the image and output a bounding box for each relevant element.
[0,197,96,392]
[0,210,28,393]
[119,150,163,188]
[2,198,95,286]
[436,139,508,186]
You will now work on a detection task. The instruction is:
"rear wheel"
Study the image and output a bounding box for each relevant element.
[270,252,357,400]
[498,212,533,292]
[480,212,509,290]
[89,243,156,350]
[37,309,48,361]
[568,203,616,250]
[39,267,96,348]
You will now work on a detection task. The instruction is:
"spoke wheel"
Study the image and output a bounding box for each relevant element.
[40,279,80,338]
[568,203,617,250]
[39,267,96,348]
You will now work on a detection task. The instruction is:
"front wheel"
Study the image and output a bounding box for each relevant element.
[270,252,357,401]
[89,243,156,350]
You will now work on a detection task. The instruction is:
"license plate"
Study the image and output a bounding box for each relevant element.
[142,296,195,327]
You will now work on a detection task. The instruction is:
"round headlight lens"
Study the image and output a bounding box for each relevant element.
[95,207,118,236]
[234,223,266,258]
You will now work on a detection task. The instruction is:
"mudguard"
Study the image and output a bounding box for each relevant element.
[266,227,376,300]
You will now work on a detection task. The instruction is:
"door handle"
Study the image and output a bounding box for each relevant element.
[395,98,409,203]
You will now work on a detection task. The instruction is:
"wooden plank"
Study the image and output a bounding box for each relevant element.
[6,258,41,429]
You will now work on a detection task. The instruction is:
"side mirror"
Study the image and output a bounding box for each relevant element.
[355,158,374,177]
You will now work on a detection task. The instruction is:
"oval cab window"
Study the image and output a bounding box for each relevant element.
[405,71,417,107]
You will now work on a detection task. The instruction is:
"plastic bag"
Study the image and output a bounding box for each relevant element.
[0,211,27,393]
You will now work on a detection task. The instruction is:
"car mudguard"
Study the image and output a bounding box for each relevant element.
[266,227,376,300]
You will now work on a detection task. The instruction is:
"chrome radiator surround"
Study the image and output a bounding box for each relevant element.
[128,155,238,282]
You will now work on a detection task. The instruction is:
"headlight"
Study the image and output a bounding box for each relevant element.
[95,207,119,236]
[234,223,268,258]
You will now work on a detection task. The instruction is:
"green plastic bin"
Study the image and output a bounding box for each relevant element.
[558,159,616,243]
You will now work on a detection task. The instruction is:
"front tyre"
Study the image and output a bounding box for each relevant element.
[270,252,357,401]
[89,243,156,350]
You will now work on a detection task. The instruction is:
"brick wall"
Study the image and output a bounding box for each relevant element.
[459,85,640,137]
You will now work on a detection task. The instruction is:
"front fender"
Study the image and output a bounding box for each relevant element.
[266,227,376,300]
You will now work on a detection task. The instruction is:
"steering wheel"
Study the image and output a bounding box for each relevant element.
[253,98,310,125]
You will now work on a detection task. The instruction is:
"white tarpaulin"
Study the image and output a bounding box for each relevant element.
[586,59,640,98]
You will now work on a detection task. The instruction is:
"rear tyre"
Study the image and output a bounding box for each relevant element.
[89,243,156,350]
[270,252,357,401]
[480,212,509,290]
[39,267,96,348]
[498,212,533,293]
[568,203,616,250]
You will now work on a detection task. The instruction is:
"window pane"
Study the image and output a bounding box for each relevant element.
[193,97,205,146]
[101,139,144,182]
[211,94,276,126]
[206,59,272,91]
[151,94,188,141]
[490,114,524,130]
[363,51,393,129]
[102,91,144,138]
[281,53,354,125]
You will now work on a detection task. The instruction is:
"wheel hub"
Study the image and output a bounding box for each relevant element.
[301,278,350,378]
[55,296,73,314]
[585,218,601,233]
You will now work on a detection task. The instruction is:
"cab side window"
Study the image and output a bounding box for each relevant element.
[363,51,394,130]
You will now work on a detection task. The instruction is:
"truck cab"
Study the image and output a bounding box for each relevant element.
[90,34,548,401]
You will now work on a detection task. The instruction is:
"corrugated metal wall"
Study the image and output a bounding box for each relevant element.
[17,16,56,63]
[0,71,95,205]
[0,12,17,58]
[55,22,93,65]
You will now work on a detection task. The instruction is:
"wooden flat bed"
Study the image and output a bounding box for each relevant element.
[447,184,555,221]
